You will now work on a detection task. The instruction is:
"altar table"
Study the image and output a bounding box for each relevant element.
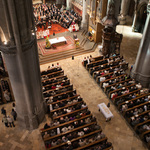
[49,37,67,46]
[98,103,114,120]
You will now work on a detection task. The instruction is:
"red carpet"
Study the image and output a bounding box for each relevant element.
[37,23,68,36]
[38,36,75,56]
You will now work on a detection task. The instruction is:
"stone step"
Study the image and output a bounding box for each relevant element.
[39,47,83,59]
[39,43,97,65]
[39,48,94,65]
[39,48,87,61]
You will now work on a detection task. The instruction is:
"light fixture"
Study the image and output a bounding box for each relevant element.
[3,41,8,45]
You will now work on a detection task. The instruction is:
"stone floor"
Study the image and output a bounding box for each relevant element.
[0,25,148,150]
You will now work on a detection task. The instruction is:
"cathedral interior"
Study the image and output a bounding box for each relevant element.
[0,0,150,150]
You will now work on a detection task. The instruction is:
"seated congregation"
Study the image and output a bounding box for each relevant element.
[33,3,81,31]
[40,63,113,150]
[82,54,150,148]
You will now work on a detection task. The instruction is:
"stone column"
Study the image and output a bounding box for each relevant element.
[132,0,139,31]
[0,0,45,129]
[66,0,72,10]
[43,0,45,4]
[119,0,130,24]
[97,0,108,42]
[131,3,150,88]
[81,0,88,29]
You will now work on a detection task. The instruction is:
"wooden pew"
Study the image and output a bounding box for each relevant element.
[41,114,93,135]
[88,56,121,71]
[95,67,123,83]
[86,55,118,70]
[113,89,141,104]
[48,94,79,106]
[134,120,150,131]
[128,110,150,124]
[43,84,73,95]
[49,129,102,150]
[108,83,136,98]
[42,70,64,79]
[41,67,62,76]
[53,107,88,121]
[118,93,150,110]
[82,55,104,67]
[99,74,127,87]
[93,55,104,61]
[41,67,62,75]
[74,137,108,150]
[123,101,150,116]
[92,63,124,78]
[44,121,97,142]
[91,61,128,77]
[44,90,77,103]
[42,75,67,85]
[43,79,70,89]
[141,130,150,139]
[104,78,131,93]
[50,101,84,114]
[90,57,122,74]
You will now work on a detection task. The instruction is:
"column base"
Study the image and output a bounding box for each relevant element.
[17,103,45,130]
[118,15,126,25]
[131,70,150,88]
[81,21,88,30]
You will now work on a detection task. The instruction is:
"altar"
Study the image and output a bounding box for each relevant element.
[98,103,114,120]
[49,36,67,46]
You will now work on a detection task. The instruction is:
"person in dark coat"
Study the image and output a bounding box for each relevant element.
[11,109,17,121]
[1,107,6,116]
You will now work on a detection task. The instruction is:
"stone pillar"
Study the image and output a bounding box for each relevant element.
[66,0,72,10]
[0,0,45,129]
[131,3,150,88]
[114,0,121,19]
[97,0,108,42]
[43,0,45,4]
[132,0,139,31]
[81,0,88,29]
[119,0,130,24]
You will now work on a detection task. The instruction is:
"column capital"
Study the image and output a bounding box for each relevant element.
[0,37,36,55]
[0,45,17,54]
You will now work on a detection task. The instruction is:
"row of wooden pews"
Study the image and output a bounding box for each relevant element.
[40,64,113,150]
[83,54,150,148]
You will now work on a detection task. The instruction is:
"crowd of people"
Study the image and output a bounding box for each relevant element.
[1,103,17,128]
[1,80,11,101]
[0,53,7,78]
[33,3,82,30]
[83,53,150,147]
[40,63,112,149]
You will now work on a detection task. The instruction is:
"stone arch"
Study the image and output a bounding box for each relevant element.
[136,0,148,33]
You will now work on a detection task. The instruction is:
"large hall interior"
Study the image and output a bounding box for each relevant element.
[0,0,150,150]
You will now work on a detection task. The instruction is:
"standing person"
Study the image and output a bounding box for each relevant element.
[107,102,110,108]
[4,90,11,102]
[1,107,6,116]
[12,103,16,112]
[2,115,9,127]
[11,109,17,121]
[73,34,77,39]
[7,115,15,127]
